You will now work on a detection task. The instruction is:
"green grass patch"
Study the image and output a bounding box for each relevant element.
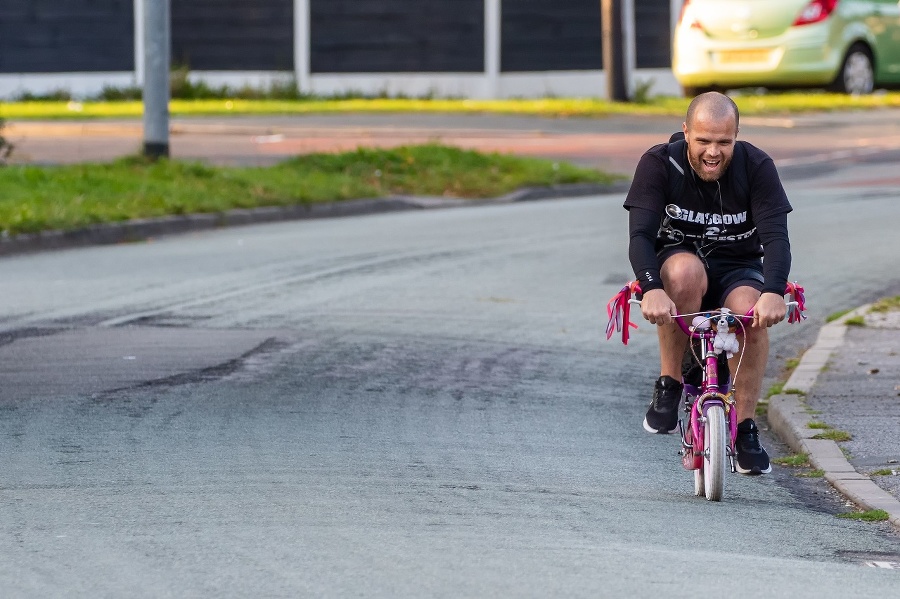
[826,309,852,323]
[0,144,619,236]
[765,382,785,398]
[9,91,900,120]
[797,469,824,478]
[836,509,890,522]
[784,358,801,371]
[844,316,866,327]
[870,296,900,313]
[870,469,895,476]
[807,421,831,430]
[773,453,810,467]
[812,429,853,442]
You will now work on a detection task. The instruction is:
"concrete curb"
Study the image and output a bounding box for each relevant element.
[767,305,900,529]
[0,181,628,258]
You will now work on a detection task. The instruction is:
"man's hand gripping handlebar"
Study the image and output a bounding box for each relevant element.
[605,281,806,345]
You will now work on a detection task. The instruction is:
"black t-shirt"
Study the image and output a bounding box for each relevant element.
[625,140,792,259]
[624,140,793,295]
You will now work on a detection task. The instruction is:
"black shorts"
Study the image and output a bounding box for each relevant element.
[658,247,764,309]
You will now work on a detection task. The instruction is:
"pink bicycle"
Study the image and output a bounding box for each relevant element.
[606,281,806,501]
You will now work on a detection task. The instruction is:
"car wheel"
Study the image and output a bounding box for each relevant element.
[832,44,874,95]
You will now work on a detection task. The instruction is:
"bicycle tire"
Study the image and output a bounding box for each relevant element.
[703,405,727,501]
[694,468,705,497]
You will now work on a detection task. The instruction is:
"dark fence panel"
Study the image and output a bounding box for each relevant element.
[0,0,134,73]
[0,1,672,76]
[636,0,671,69]
[311,0,484,73]
[501,0,602,72]
[172,0,294,71]
[502,0,671,72]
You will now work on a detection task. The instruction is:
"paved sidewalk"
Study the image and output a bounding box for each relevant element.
[769,305,900,528]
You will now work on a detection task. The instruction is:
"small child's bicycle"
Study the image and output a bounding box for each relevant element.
[605,281,806,501]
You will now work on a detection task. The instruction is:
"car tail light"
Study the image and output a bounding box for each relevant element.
[793,0,838,26]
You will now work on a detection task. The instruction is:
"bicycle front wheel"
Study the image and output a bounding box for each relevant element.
[703,405,727,502]
[694,468,705,497]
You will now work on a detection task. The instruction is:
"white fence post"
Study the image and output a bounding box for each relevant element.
[295,0,311,93]
[484,0,501,99]
[623,0,635,96]
[134,0,145,85]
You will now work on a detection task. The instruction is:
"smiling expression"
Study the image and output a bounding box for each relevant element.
[683,109,738,183]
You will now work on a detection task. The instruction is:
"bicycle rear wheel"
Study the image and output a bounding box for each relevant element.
[703,405,727,501]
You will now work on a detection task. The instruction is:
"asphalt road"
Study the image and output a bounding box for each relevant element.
[0,160,899,595]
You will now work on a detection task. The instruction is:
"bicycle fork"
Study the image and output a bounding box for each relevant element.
[679,395,738,473]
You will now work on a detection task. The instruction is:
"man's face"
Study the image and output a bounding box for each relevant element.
[683,111,737,182]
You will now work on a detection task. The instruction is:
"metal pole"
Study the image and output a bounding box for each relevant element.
[622,0,635,97]
[134,0,145,86]
[143,0,170,159]
[484,0,501,99]
[601,0,629,101]
[294,0,311,94]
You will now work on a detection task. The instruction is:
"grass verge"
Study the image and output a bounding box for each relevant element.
[797,469,824,478]
[826,308,853,323]
[844,315,867,327]
[773,453,810,467]
[0,144,619,236]
[812,429,853,442]
[836,509,890,522]
[8,92,900,120]
[871,296,900,313]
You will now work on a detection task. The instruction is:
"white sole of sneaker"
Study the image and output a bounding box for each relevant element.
[735,464,772,475]
[642,417,676,434]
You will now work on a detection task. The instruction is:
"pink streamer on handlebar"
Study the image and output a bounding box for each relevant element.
[605,281,807,345]
[605,281,640,345]
[785,281,807,323]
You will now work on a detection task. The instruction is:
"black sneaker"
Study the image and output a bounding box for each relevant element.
[735,418,772,474]
[643,375,683,434]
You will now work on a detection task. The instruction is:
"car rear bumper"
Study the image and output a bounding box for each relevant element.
[673,23,843,88]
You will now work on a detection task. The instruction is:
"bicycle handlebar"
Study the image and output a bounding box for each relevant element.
[626,299,799,337]
[606,280,806,345]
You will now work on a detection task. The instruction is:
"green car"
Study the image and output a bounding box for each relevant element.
[672,0,900,96]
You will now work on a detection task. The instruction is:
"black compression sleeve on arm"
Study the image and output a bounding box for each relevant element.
[756,211,791,295]
[628,207,664,292]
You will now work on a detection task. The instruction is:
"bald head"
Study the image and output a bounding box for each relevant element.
[681,92,740,182]
[686,92,740,131]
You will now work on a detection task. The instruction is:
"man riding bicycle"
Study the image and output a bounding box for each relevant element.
[624,92,792,475]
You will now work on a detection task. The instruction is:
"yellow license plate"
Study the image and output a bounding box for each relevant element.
[716,49,772,64]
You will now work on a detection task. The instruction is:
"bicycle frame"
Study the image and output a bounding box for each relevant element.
[606,280,807,500]
[674,310,744,474]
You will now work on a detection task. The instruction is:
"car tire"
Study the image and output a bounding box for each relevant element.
[831,44,875,95]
